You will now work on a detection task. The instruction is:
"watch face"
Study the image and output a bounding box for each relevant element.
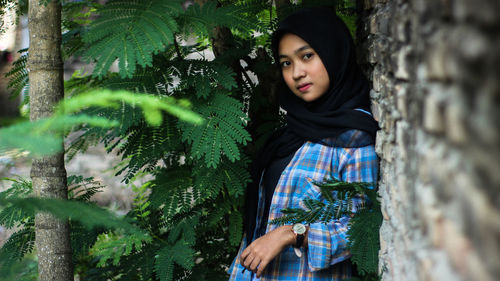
[293,223,306,235]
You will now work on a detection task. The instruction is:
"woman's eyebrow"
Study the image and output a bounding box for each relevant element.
[295,45,312,53]
[279,45,312,59]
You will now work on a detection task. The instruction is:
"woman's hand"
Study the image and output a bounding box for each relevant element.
[239,225,296,278]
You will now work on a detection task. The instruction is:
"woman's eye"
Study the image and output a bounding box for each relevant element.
[303,53,314,60]
[280,61,291,68]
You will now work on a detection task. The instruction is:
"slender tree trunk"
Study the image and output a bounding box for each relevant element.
[28,1,73,280]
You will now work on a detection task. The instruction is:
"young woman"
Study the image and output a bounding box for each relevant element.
[228,8,379,280]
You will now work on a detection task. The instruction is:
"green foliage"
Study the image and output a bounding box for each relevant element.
[114,118,183,183]
[193,156,250,199]
[180,0,265,36]
[68,175,105,202]
[91,231,152,267]
[5,48,29,98]
[0,253,38,281]
[149,165,195,219]
[348,209,382,277]
[0,175,123,279]
[271,176,381,280]
[0,114,116,155]
[179,93,251,168]
[154,216,198,281]
[132,180,153,220]
[176,59,238,99]
[228,210,243,246]
[0,177,33,228]
[83,0,183,78]
[0,196,141,234]
[270,178,375,225]
[1,1,366,280]
[0,89,203,156]
[58,89,204,126]
[0,226,35,271]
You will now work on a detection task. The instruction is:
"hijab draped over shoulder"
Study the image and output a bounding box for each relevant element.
[244,8,379,242]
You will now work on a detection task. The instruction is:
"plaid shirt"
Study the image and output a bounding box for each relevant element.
[228,130,378,281]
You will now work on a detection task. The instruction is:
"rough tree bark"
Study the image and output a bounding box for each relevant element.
[27,1,73,280]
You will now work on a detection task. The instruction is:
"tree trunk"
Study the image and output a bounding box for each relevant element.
[28,1,73,280]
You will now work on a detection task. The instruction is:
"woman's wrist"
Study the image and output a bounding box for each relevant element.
[278,225,296,247]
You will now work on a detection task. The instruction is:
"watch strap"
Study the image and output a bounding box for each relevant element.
[295,233,305,248]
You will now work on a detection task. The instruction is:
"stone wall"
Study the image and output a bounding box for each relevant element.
[357,0,500,280]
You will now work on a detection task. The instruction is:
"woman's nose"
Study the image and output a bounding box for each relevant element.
[292,64,306,80]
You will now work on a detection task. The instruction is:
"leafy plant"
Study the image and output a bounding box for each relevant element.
[0,176,138,280]
[270,177,382,281]
[5,48,29,99]
[1,1,362,280]
[0,89,203,155]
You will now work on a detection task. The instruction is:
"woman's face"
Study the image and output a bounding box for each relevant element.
[278,33,330,102]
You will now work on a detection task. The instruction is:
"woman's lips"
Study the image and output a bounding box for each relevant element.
[297,83,312,92]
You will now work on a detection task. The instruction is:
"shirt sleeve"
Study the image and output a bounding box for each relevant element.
[306,145,378,272]
[227,235,254,280]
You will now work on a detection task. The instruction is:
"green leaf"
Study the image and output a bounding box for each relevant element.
[193,156,250,200]
[0,225,35,264]
[67,175,105,202]
[179,94,250,168]
[176,60,237,99]
[91,231,152,267]
[0,197,141,234]
[150,166,194,219]
[228,212,243,246]
[59,89,204,126]
[0,178,33,228]
[154,246,175,281]
[348,209,382,276]
[5,48,29,98]
[0,115,116,156]
[180,0,265,36]
[83,0,184,78]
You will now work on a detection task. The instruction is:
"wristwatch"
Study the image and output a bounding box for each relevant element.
[292,223,307,248]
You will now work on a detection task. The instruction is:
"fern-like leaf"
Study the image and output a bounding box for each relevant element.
[176,60,237,99]
[5,48,29,98]
[71,222,103,261]
[91,231,152,267]
[193,156,250,200]
[67,175,105,202]
[180,1,264,36]
[0,177,33,228]
[149,166,194,219]
[179,93,251,168]
[154,216,198,281]
[0,115,117,156]
[228,211,243,246]
[0,197,140,233]
[115,118,183,183]
[170,239,196,269]
[155,246,175,281]
[348,209,382,276]
[0,223,35,263]
[83,0,184,78]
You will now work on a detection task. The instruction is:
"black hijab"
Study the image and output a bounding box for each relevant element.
[244,8,379,242]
